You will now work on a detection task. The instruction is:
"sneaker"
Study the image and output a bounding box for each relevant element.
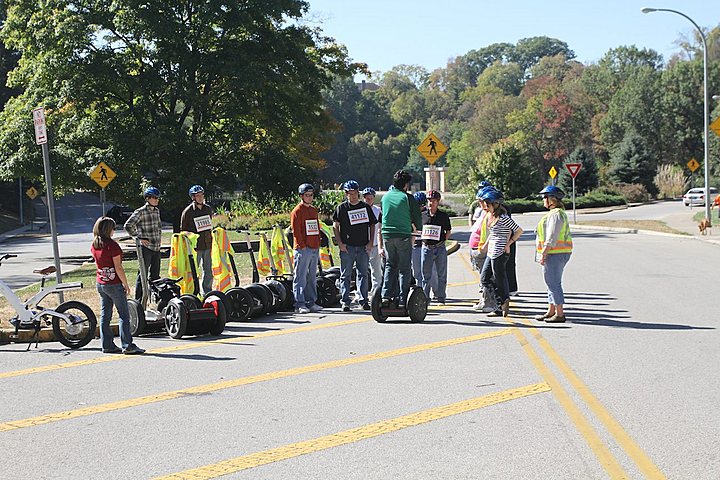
[534,313,551,321]
[472,302,484,311]
[361,303,371,310]
[509,291,518,296]
[481,305,496,313]
[381,298,392,307]
[342,305,351,312]
[545,314,566,323]
[295,307,310,314]
[102,346,122,354]
[308,304,323,313]
[122,344,145,355]
[487,310,503,317]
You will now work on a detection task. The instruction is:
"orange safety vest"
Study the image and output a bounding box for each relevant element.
[168,232,199,294]
[211,227,234,292]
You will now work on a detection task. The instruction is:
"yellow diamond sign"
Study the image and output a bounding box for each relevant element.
[687,158,700,172]
[711,117,720,138]
[26,187,39,200]
[548,166,558,179]
[417,133,447,165]
[89,161,117,188]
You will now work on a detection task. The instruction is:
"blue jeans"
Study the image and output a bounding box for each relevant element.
[340,245,370,306]
[421,244,447,301]
[96,283,133,350]
[412,245,437,293]
[381,236,412,303]
[480,253,509,305]
[197,249,213,295]
[543,253,571,305]
[293,247,319,308]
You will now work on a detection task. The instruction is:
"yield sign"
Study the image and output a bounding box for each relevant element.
[565,163,582,179]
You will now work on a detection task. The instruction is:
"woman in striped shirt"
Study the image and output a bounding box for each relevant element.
[478,188,523,317]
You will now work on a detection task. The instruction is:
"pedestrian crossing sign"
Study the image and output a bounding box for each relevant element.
[417,133,447,165]
[26,187,38,200]
[89,161,117,188]
[687,158,700,172]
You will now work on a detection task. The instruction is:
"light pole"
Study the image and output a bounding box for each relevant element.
[642,7,711,221]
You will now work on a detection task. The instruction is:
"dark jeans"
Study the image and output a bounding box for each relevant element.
[506,242,517,293]
[381,236,412,304]
[480,253,509,306]
[135,246,161,300]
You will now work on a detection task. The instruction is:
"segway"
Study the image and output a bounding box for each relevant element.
[128,237,167,336]
[370,258,428,323]
[239,231,275,317]
[260,231,294,312]
[216,231,254,322]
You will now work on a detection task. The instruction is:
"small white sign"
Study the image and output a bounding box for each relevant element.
[421,224,442,241]
[305,219,319,235]
[193,215,212,232]
[33,107,47,145]
[348,208,369,225]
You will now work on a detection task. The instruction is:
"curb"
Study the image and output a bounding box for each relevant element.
[0,324,120,345]
[570,224,720,246]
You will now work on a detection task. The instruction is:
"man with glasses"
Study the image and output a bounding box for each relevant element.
[180,184,214,295]
[290,183,323,314]
[125,186,163,300]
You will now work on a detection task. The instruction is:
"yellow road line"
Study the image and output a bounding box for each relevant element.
[506,324,629,478]
[153,382,551,480]
[0,329,512,433]
[524,321,666,479]
[446,280,477,287]
[0,317,372,380]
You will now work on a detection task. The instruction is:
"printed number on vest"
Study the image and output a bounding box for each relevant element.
[305,219,319,235]
[348,208,369,225]
[421,224,441,241]
[194,215,212,232]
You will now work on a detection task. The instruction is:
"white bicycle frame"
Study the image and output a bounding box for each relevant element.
[0,277,84,326]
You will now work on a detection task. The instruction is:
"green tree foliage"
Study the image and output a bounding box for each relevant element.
[0,0,356,210]
[608,133,657,193]
[473,138,536,199]
[345,131,410,188]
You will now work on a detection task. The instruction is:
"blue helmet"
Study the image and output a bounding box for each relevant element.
[361,187,376,196]
[413,191,427,206]
[478,180,492,189]
[144,186,160,198]
[188,185,204,196]
[342,180,360,192]
[539,185,565,199]
[298,183,314,195]
[480,187,503,203]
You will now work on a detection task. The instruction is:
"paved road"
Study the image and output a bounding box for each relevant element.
[1,219,718,479]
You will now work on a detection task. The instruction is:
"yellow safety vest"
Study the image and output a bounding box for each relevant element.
[168,232,199,294]
[211,227,234,292]
[536,208,573,254]
[319,222,335,270]
[257,232,272,277]
[270,226,290,275]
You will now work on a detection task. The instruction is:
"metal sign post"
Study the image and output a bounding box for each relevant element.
[33,107,64,300]
[18,177,23,225]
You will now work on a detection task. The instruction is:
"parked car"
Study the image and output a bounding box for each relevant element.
[106,204,135,225]
[683,187,718,207]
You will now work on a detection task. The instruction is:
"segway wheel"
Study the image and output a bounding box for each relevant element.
[246,283,271,317]
[278,278,295,311]
[203,294,227,336]
[371,289,388,323]
[128,299,146,336]
[180,294,202,310]
[165,298,188,338]
[316,276,339,308]
[406,286,428,323]
[225,287,254,321]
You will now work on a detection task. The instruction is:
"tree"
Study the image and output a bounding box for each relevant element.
[653,164,687,199]
[608,133,656,193]
[0,0,357,210]
[510,37,575,76]
[473,138,537,199]
[345,131,410,188]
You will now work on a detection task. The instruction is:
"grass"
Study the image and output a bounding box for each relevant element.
[575,219,689,235]
[693,210,720,223]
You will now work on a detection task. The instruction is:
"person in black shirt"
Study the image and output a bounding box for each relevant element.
[332,180,378,311]
[420,190,452,304]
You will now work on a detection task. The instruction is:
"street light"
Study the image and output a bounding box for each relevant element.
[642,7,711,222]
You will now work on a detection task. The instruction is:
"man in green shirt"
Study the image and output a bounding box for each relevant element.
[379,170,422,307]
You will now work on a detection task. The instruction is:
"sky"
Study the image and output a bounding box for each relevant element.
[304,0,720,80]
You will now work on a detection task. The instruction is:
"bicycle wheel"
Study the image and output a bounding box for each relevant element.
[52,301,98,349]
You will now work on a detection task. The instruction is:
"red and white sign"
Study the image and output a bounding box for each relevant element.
[565,163,582,178]
[32,107,47,145]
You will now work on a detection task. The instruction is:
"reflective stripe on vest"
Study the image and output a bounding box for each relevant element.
[536,208,573,254]
[319,247,332,269]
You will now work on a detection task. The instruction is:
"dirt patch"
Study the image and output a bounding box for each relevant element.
[576,220,689,235]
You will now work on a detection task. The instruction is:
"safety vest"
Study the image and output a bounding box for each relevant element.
[211,227,234,292]
[476,211,490,251]
[270,226,290,275]
[257,232,272,277]
[319,222,335,270]
[168,231,199,294]
[536,208,573,254]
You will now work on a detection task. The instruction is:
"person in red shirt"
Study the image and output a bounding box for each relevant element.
[290,183,323,314]
[713,194,720,219]
[91,217,145,354]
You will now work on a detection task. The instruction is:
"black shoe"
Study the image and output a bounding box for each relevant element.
[342,305,351,312]
[381,298,392,307]
[122,344,146,355]
[361,303,370,310]
[102,346,122,354]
